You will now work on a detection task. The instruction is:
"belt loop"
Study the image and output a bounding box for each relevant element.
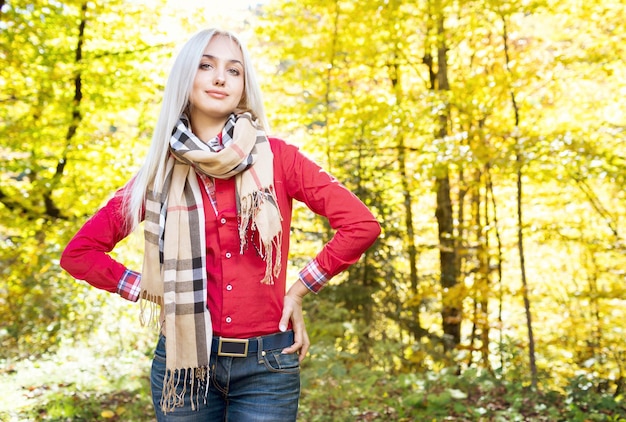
[256,336,264,362]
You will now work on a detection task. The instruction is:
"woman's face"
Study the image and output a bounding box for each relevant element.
[189,35,245,126]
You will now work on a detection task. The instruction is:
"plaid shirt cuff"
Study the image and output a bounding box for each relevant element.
[298,259,330,294]
[116,269,141,302]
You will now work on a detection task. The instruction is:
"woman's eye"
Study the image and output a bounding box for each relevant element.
[199,63,213,70]
[228,68,241,76]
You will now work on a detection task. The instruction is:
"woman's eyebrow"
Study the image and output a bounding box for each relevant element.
[201,54,243,67]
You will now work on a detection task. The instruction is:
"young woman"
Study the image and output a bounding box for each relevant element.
[61,28,380,421]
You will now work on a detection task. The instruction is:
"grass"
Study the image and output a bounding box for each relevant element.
[3,339,626,421]
[0,342,153,421]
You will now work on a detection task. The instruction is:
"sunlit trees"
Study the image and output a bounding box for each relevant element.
[0,0,169,355]
[1,0,624,401]
[254,0,626,393]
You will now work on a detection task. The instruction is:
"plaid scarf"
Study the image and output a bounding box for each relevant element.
[140,112,282,413]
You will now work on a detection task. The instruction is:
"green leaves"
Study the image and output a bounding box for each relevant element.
[1,1,625,416]
[254,0,626,397]
[0,0,169,357]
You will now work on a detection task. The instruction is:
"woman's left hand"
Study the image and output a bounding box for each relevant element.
[279,280,310,362]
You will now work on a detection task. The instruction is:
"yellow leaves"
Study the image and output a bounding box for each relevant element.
[441,282,469,308]
[100,409,115,419]
[100,406,126,419]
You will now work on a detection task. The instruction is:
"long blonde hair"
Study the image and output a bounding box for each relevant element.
[123,28,269,230]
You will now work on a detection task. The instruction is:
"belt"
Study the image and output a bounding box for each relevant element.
[211,330,294,358]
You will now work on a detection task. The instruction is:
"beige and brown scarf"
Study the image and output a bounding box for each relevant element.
[140,112,282,413]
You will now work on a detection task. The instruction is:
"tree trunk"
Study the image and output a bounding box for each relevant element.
[477,170,490,368]
[486,168,506,371]
[354,128,376,360]
[436,169,460,348]
[466,168,491,368]
[43,1,88,220]
[388,53,424,340]
[432,8,461,350]
[501,12,538,388]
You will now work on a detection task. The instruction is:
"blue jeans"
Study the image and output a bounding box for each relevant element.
[151,334,301,421]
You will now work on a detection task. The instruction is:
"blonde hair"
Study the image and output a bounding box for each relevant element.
[123,28,268,230]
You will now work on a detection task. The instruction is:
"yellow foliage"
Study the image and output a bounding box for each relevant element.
[100,409,115,419]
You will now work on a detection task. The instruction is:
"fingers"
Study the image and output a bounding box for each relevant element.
[281,327,310,362]
[278,303,291,333]
[297,329,310,362]
[280,293,310,361]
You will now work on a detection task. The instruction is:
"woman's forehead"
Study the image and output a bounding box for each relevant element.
[203,35,244,63]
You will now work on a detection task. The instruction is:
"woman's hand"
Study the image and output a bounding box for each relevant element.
[279,280,311,362]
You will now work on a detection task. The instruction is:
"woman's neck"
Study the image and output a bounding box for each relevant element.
[189,113,229,142]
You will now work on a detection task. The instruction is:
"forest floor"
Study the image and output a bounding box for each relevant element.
[0,345,152,421]
[2,343,626,421]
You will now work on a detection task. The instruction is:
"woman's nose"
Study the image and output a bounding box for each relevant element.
[214,72,225,86]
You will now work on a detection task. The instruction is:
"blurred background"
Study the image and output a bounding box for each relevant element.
[1,0,625,420]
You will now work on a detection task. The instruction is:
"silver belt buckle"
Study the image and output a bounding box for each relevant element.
[217,337,249,357]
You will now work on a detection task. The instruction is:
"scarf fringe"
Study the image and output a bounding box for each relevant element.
[139,293,162,328]
[160,366,210,414]
[239,189,283,285]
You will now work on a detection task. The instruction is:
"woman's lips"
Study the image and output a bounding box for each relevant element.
[206,90,227,99]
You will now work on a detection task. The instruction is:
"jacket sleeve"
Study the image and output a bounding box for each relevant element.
[275,139,381,291]
[60,189,135,295]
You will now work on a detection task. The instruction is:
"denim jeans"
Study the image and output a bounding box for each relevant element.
[151,334,301,421]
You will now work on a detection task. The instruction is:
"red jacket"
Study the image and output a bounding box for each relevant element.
[61,138,380,338]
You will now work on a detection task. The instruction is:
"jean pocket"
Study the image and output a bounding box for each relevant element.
[262,350,300,374]
[151,350,167,396]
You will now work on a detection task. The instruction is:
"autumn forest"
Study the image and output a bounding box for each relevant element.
[1,0,625,420]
